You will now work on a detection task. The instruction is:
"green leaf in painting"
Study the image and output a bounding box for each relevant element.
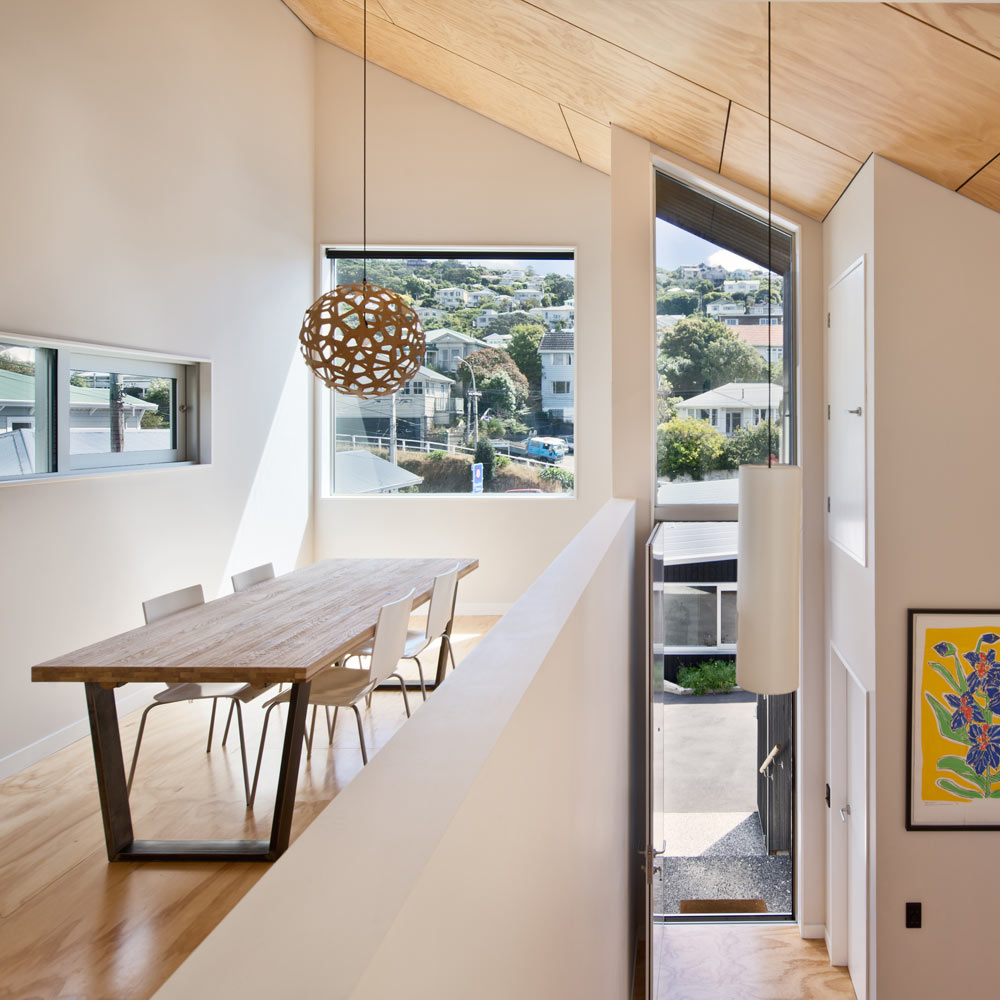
[936,777,983,799]
[928,661,962,694]
[925,692,970,745]
[937,755,986,793]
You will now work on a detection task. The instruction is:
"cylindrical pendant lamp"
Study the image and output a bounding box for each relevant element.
[736,463,802,695]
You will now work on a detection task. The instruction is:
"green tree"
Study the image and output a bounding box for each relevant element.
[656,289,699,315]
[460,348,529,407]
[506,323,544,387]
[479,371,518,416]
[724,420,780,467]
[657,416,728,481]
[542,272,574,305]
[474,438,496,484]
[538,465,574,491]
[658,314,766,395]
[0,349,34,376]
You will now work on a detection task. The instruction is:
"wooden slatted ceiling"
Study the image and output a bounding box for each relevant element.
[286,0,1000,221]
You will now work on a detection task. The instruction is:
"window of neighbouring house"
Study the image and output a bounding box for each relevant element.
[326,249,575,496]
[0,337,205,482]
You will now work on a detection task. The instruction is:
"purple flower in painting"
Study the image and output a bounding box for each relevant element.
[980,633,1000,645]
[945,692,985,732]
[967,724,1000,775]
[933,641,956,657]
[964,648,1000,695]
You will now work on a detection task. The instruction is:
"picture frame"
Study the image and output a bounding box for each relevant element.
[908,609,1000,830]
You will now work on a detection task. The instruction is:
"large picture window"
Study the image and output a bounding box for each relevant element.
[0,336,202,481]
[326,249,575,496]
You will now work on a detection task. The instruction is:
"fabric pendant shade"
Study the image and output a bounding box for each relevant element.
[736,464,802,695]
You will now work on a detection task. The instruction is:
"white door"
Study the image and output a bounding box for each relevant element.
[846,673,868,1000]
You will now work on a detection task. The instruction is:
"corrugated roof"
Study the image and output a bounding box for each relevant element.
[656,477,739,506]
[732,323,784,347]
[0,368,154,408]
[652,519,738,566]
[677,381,782,409]
[425,328,481,346]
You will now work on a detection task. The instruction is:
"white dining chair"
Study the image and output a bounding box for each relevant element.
[347,562,461,700]
[231,562,275,592]
[247,588,415,807]
[127,584,258,805]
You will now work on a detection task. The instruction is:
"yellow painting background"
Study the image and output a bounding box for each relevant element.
[921,625,1000,802]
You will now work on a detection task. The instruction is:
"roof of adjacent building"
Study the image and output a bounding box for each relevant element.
[677,381,783,409]
[652,518,738,566]
[424,328,480,346]
[538,329,574,351]
[334,450,423,495]
[0,368,155,408]
[412,365,454,384]
[732,323,784,347]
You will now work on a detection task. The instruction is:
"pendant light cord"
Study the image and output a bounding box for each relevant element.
[363,0,368,285]
[767,0,773,469]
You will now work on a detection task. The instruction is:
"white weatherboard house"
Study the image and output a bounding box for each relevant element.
[528,305,574,329]
[675,381,783,436]
[538,327,574,419]
[424,328,481,372]
[434,286,468,308]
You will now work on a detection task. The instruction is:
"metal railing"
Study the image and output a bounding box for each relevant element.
[334,433,550,468]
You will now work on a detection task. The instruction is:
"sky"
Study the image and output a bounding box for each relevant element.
[655,219,758,273]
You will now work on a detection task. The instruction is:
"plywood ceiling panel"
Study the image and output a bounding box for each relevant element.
[720,103,863,221]
[959,156,1000,214]
[772,3,1000,190]
[285,1,1000,221]
[532,0,769,114]
[561,106,611,175]
[286,0,579,161]
[374,0,729,171]
[890,4,1000,62]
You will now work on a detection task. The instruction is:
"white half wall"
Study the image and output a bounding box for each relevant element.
[311,41,612,607]
[155,499,636,1000]
[0,0,315,776]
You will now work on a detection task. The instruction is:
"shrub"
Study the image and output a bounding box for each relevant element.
[657,416,728,480]
[677,658,736,695]
[538,465,574,491]
[474,438,496,483]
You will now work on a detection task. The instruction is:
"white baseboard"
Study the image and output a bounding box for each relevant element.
[0,687,153,782]
[800,923,826,940]
[454,602,511,616]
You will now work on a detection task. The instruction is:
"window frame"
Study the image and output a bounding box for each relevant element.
[323,246,577,499]
[0,332,208,485]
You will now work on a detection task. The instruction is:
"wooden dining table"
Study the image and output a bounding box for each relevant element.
[31,557,478,863]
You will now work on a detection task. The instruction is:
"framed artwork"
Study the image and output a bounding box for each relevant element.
[908,609,1000,830]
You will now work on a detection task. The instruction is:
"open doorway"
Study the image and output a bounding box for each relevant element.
[650,172,795,924]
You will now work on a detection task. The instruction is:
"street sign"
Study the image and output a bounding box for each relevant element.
[472,462,483,494]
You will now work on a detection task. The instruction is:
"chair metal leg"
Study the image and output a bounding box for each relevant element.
[409,655,427,700]
[391,673,411,717]
[206,697,219,752]
[249,701,280,809]
[325,707,334,744]
[442,632,457,671]
[233,700,251,806]
[330,706,339,742]
[221,700,236,746]
[307,704,318,760]
[351,703,368,765]
[126,701,169,797]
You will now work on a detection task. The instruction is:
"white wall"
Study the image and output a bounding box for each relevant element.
[0,0,315,776]
[869,156,1000,996]
[311,42,612,608]
[154,500,636,1000]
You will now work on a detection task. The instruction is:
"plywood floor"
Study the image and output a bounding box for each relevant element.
[653,922,857,1000]
[0,616,496,1000]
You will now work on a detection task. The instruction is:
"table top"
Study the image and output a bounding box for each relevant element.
[32,557,478,686]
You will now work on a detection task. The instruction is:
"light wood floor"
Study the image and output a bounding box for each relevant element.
[0,616,496,1000]
[653,923,856,1000]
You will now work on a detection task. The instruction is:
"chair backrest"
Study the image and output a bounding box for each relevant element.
[368,588,415,685]
[425,563,460,640]
[142,583,205,625]
[231,562,275,592]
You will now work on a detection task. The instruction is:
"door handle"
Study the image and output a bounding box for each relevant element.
[759,743,782,774]
[840,804,851,822]
[846,406,862,416]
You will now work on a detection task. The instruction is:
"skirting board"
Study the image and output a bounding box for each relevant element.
[800,923,826,940]
[0,685,156,781]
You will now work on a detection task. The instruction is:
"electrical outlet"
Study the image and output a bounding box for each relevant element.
[905,901,922,928]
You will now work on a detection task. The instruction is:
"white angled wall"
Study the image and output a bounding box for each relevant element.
[0,0,316,776]
[311,42,613,608]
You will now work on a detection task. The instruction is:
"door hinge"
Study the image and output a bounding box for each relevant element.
[827,404,831,420]
[827,312,831,328]
[827,496,831,513]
